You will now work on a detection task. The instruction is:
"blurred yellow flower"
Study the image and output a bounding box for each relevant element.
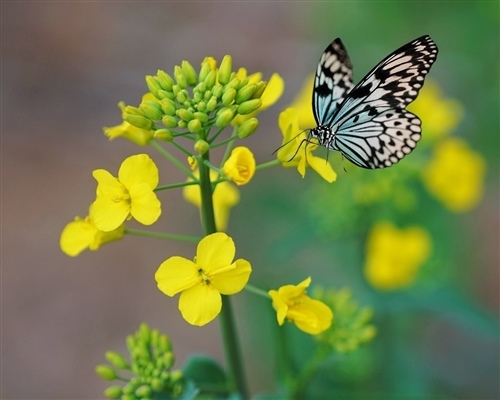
[183,170,240,231]
[365,222,431,290]
[408,80,463,140]
[222,147,256,186]
[277,108,336,182]
[288,74,317,129]
[60,211,124,257]
[155,232,252,326]
[269,277,333,335]
[92,154,161,231]
[103,120,154,146]
[423,138,486,212]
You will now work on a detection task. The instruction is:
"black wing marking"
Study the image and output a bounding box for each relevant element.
[312,38,354,126]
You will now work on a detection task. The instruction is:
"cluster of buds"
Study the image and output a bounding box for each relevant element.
[122,56,266,151]
[96,324,184,399]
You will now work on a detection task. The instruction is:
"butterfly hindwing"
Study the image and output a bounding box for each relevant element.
[312,38,354,127]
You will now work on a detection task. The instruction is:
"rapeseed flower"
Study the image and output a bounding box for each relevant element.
[222,147,256,186]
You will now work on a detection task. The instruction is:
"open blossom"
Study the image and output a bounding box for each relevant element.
[60,211,124,257]
[364,222,431,290]
[277,108,336,183]
[92,154,161,231]
[269,277,333,335]
[155,233,252,326]
[222,147,256,186]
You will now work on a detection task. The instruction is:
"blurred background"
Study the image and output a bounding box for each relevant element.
[2,2,498,399]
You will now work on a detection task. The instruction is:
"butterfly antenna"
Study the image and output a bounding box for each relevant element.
[272,128,311,156]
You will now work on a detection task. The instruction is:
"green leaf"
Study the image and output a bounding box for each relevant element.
[182,355,229,397]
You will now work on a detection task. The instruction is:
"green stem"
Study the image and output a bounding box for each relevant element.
[198,151,249,399]
[151,140,195,179]
[125,228,200,243]
[155,180,199,191]
[244,284,270,299]
[256,159,280,171]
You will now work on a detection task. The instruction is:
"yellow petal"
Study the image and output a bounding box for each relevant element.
[60,217,96,257]
[92,195,130,232]
[289,297,333,335]
[93,169,124,197]
[196,232,235,272]
[128,183,161,225]
[155,256,200,296]
[211,259,252,295]
[179,283,222,326]
[222,147,256,186]
[269,289,288,325]
[260,73,284,109]
[118,154,159,190]
[308,155,337,183]
[289,74,317,129]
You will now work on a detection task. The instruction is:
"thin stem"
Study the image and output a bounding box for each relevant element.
[155,180,199,191]
[208,125,225,144]
[125,228,200,243]
[219,127,238,168]
[256,159,281,171]
[244,284,270,299]
[210,134,238,149]
[151,140,195,179]
[198,150,249,399]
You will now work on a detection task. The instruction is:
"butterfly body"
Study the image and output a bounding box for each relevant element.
[309,35,438,169]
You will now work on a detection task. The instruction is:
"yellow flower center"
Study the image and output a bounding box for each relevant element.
[112,192,131,204]
[198,268,211,285]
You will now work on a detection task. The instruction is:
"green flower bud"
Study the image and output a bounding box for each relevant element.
[161,99,176,116]
[145,75,162,98]
[237,117,259,138]
[252,81,267,99]
[215,107,235,127]
[158,334,172,352]
[156,70,174,91]
[105,351,129,370]
[170,370,183,383]
[176,90,187,104]
[126,335,135,353]
[174,65,188,89]
[104,386,123,399]
[140,101,163,121]
[197,101,206,112]
[193,91,202,103]
[124,105,144,116]
[187,119,202,133]
[225,77,240,90]
[135,385,151,397]
[204,90,212,100]
[95,365,117,381]
[237,98,262,115]
[181,60,198,86]
[212,84,223,99]
[194,140,210,155]
[156,89,174,100]
[178,120,187,129]
[193,111,208,122]
[177,108,194,122]
[236,83,258,103]
[194,81,206,94]
[237,78,249,89]
[154,129,174,141]
[124,114,154,130]
[204,70,216,89]
[162,115,178,128]
[206,96,218,112]
[222,88,236,106]
[198,61,212,83]
[172,85,180,96]
[218,55,232,85]
[151,378,165,392]
[162,352,175,369]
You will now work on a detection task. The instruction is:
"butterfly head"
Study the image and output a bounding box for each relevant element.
[309,125,336,149]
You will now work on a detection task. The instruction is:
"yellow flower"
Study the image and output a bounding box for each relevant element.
[60,212,124,257]
[423,138,486,212]
[269,277,333,335]
[155,232,252,326]
[289,74,317,129]
[277,108,337,183]
[183,170,239,231]
[222,147,256,186]
[408,80,463,140]
[364,222,431,290]
[103,121,154,146]
[92,154,161,231]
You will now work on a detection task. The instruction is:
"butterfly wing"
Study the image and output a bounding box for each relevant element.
[331,35,438,168]
[312,38,355,126]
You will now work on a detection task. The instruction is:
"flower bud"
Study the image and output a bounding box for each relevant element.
[194,81,206,95]
[181,60,198,86]
[218,55,232,85]
[237,78,249,89]
[237,117,259,138]
[212,84,223,99]
[197,101,206,112]
[204,70,216,89]
[193,111,208,122]
[124,114,154,130]
[170,370,184,383]
[135,385,151,397]
[198,60,212,83]
[215,107,235,127]
[156,89,174,100]
[225,77,240,91]
[140,101,163,121]
[154,129,174,141]
[151,378,165,392]
[161,351,175,369]
[194,140,210,155]
[161,99,176,116]
[237,98,262,115]
[206,96,218,112]
[222,88,236,106]
[105,351,129,370]
[187,119,202,133]
[95,365,117,381]
[145,75,162,98]
[236,83,258,103]
[176,90,187,104]
[178,120,187,129]
[104,386,123,399]
[252,81,267,99]
[124,105,143,116]
[156,70,174,91]
[162,115,178,128]
[177,108,193,122]
[174,65,188,89]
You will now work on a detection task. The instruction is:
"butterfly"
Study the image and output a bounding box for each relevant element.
[307,35,438,169]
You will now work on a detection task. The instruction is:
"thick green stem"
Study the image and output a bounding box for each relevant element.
[198,151,249,399]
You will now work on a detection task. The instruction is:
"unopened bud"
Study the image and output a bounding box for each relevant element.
[187,119,202,133]
[154,129,174,141]
[204,70,216,89]
[218,55,232,85]
[95,365,117,381]
[145,75,162,98]
[252,81,267,99]
[181,60,198,86]
[161,99,176,116]
[237,117,259,138]
[156,70,174,91]
[162,115,178,128]
[215,107,235,127]
[124,114,154,130]
[104,386,123,399]
[174,65,188,89]
[194,140,210,155]
[140,101,163,121]
[177,109,193,122]
[236,83,258,103]
[237,98,262,115]
[222,88,236,106]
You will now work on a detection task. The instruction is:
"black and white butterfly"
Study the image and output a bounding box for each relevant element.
[308,35,438,169]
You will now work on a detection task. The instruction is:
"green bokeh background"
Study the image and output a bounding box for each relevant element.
[3,2,498,399]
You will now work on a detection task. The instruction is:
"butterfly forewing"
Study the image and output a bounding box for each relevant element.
[312,38,354,126]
